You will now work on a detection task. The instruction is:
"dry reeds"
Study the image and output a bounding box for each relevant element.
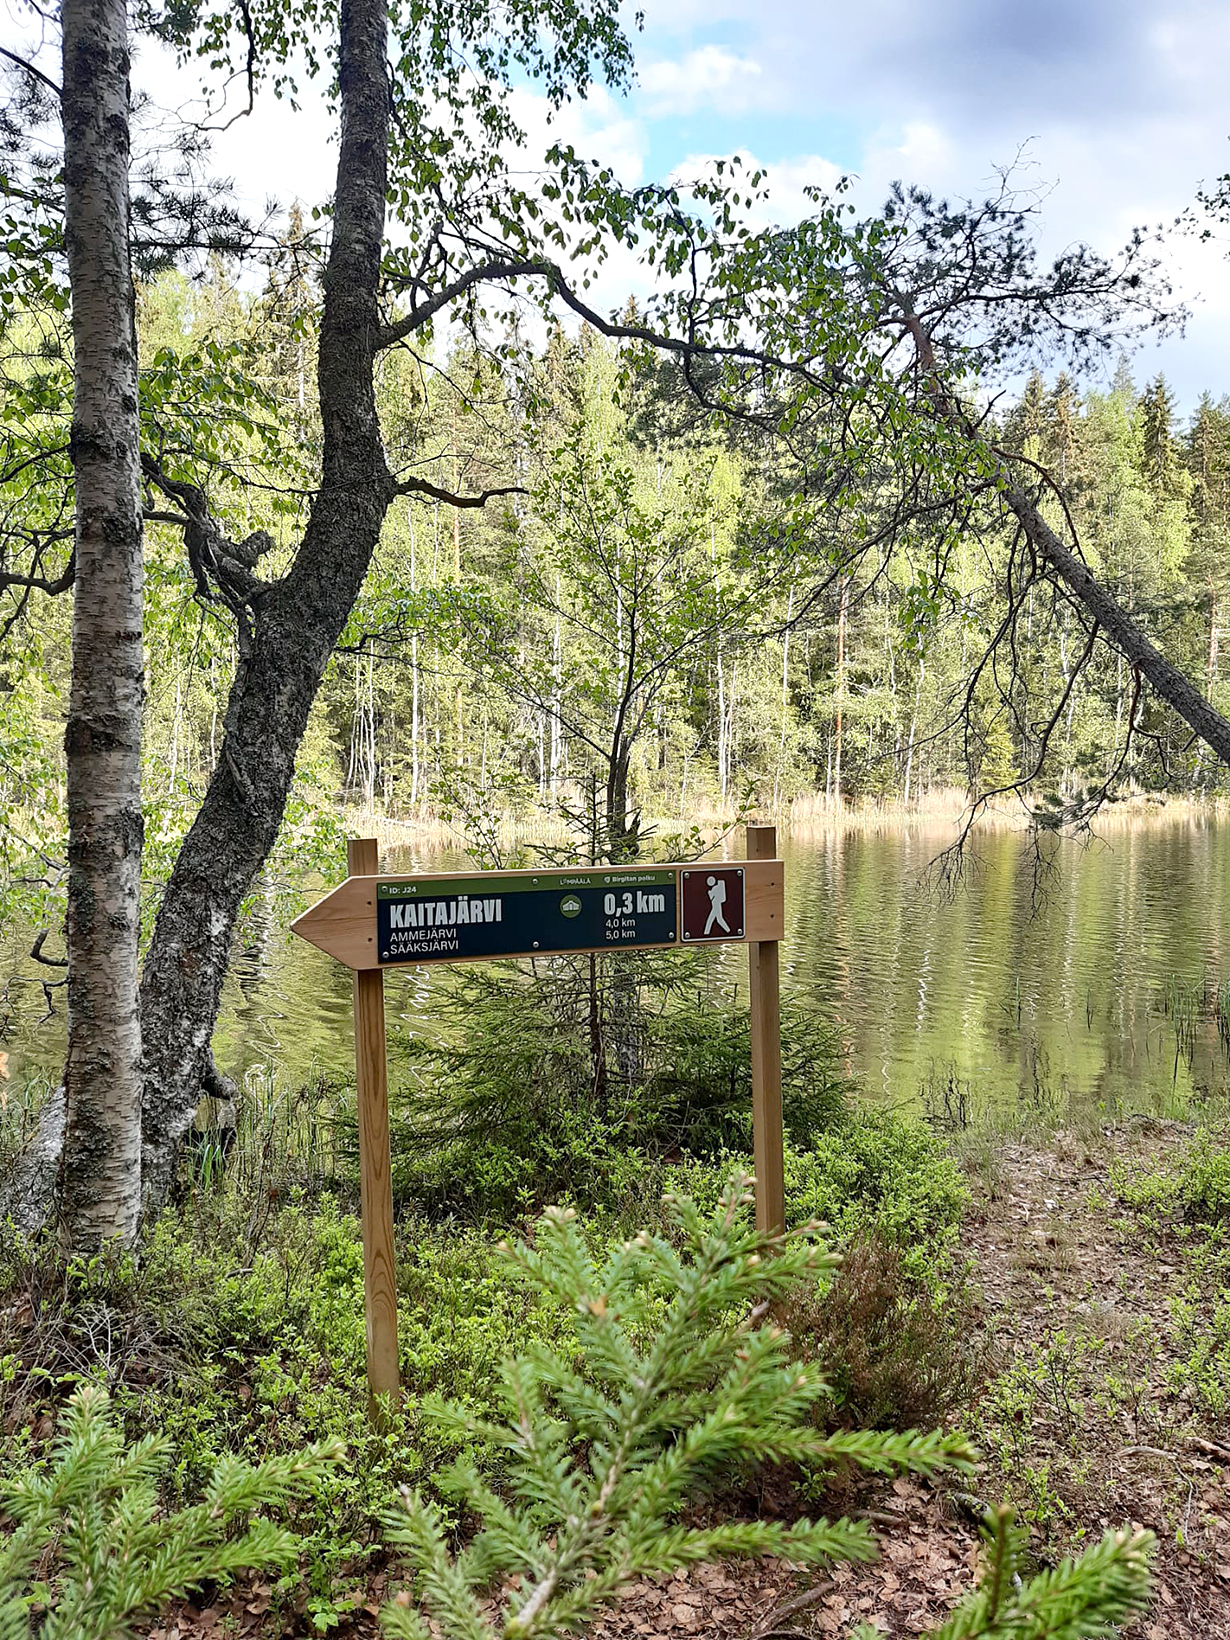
[344,788,1230,856]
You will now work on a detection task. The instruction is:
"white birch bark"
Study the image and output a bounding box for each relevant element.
[408,509,420,805]
[60,0,144,1245]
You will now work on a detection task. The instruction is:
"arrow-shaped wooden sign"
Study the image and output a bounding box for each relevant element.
[291,858,784,971]
[294,832,787,1426]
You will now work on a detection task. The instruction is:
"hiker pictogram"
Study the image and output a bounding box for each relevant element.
[704,874,729,934]
[680,867,745,942]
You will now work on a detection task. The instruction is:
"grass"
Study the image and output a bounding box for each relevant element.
[1157,974,1230,1073]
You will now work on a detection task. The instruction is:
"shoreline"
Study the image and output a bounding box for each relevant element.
[350,791,1230,854]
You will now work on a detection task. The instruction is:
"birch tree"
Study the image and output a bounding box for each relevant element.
[58,0,144,1245]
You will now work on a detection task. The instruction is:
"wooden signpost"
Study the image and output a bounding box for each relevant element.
[292,824,785,1413]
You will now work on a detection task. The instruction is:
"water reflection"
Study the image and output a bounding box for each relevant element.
[5,816,1230,1120]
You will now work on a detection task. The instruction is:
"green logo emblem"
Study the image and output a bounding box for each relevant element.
[560,894,582,918]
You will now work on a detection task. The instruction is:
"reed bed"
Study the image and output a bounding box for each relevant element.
[347,788,1230,856]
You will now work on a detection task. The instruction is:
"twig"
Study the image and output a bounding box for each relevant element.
[750,1580,833,1640]
[30,930,66,967]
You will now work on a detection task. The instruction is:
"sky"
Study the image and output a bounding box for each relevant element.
[5,0,1230,411]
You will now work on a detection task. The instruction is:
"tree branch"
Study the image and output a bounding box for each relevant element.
[896,298,1230,770]
[377,254,831,392]
[0,552,75,595]
[394,474,526,508]
[141,455,271,613]
[0,46,61,99]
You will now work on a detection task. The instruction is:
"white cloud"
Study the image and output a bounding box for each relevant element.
[627,0,1230,403]
[505,84,647,188]
[666,148,843,229]
[638,46,763,116]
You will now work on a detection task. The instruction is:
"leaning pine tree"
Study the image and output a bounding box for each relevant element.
[381,1176,1154,1640]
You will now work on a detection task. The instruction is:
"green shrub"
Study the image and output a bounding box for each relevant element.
[0,1195,569,1624]
[380,967,851,1221]
[381,1173,977,1640]
[0,1186,1153,1640]
[1165,1288,1230,1416]
[379,1179,1153,1640]
[641,1000,851,1153]
[1176,1133,1230,1220]
[1111,1132,1230,1223]
[783,1229,982,1432]
[784,1109,970,1280]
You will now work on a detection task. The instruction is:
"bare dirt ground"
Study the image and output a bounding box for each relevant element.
[151,1126,1230,1640]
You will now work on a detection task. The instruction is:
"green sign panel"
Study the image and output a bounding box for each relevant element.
[376,870,678,964]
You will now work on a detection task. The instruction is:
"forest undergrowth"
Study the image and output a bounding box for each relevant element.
[3,1015,1230,1636]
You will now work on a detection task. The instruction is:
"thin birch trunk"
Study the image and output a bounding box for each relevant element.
[408,509,420,806]
[346,654,360,798]
[903,660,924,806]
[833,575,848,806]
[168,676,182,789]
[716,647,728,803]
[773,587,793,810]
[550,595,562,800]
[366,641,376,808]
[1208,589,1219,701]
[60,0,144,1246]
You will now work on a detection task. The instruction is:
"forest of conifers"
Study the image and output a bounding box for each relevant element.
[7,258,1230,897]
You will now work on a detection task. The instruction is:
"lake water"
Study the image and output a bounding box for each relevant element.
[6,814,1230,1124]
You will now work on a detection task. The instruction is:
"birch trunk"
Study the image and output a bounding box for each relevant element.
[833,575,848,805]
[408,509,420,805]
[60,0,144,1246]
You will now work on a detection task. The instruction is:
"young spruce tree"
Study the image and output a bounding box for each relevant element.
[380,1176,1153,1640]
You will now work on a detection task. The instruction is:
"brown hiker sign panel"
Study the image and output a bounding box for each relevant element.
[292,859,783,970]
[680,867,746,942]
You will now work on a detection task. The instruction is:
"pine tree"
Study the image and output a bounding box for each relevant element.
[1140,373,1181,498]
[1110,354,1136,399]
[1184,393,1230,711]
[1045,372,1080,486]
[1001,369,1047,457]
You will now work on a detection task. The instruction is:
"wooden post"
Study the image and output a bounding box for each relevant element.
[347,837,400,1419]
[746,824,785,1235]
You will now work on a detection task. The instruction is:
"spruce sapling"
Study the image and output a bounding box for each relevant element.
[382,1174,1154,1640]
[0,1384,342,1640]
[381,1173,976,1640]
